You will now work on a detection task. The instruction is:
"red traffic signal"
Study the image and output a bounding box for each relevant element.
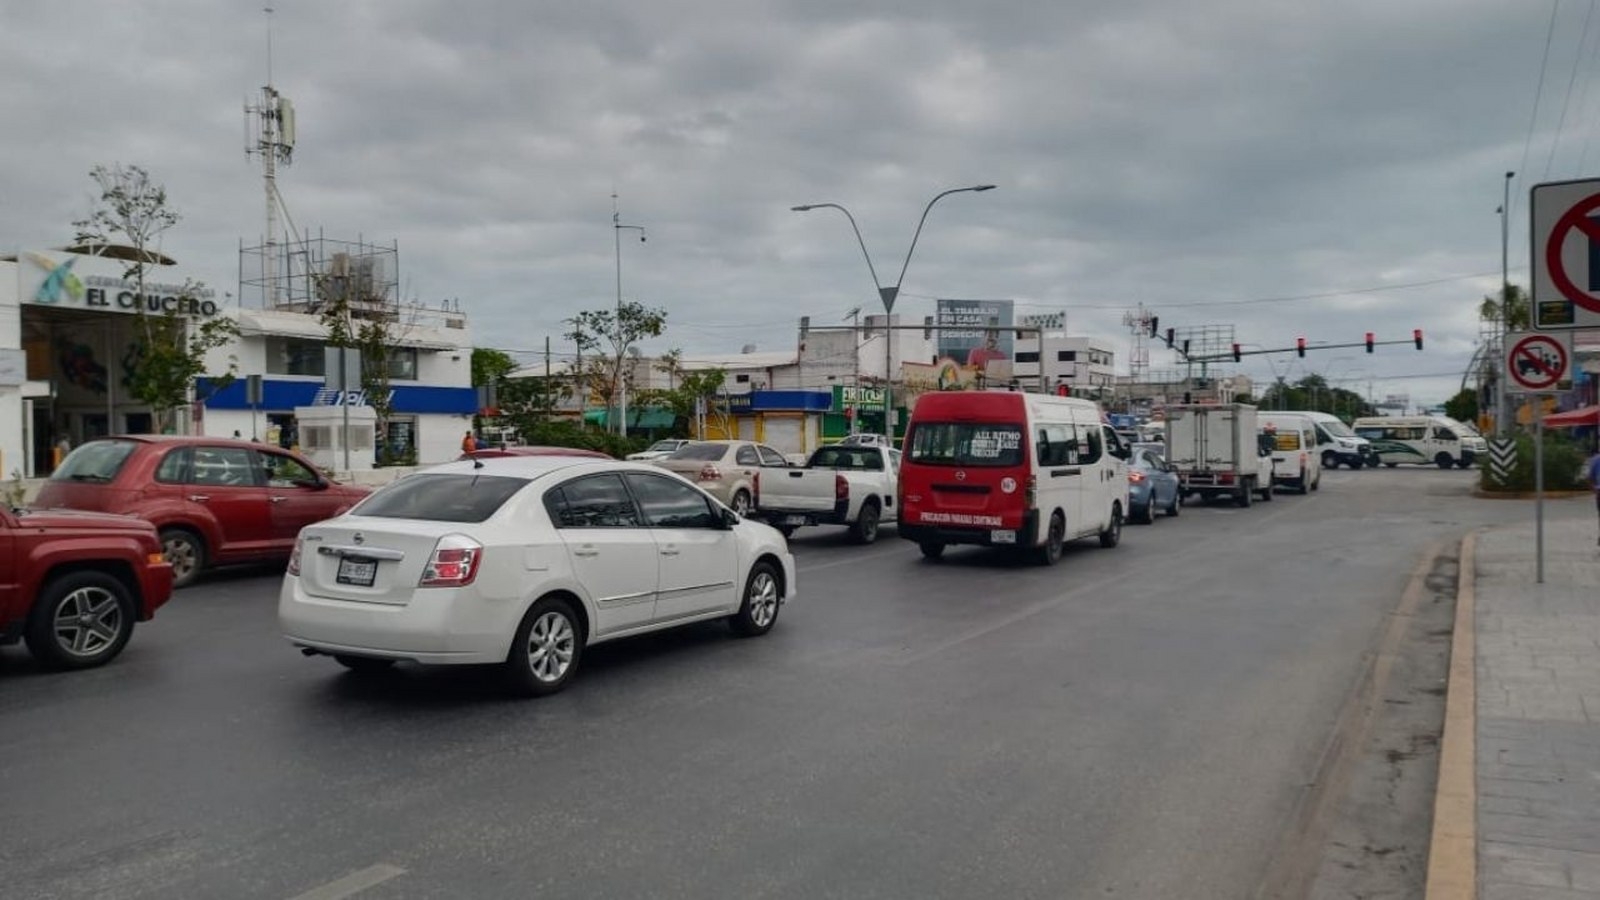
[1056,382,1070,397]
[1413,329,1423,350]
[1296,336,1306,358]
[1364,332,1375,353]
[1231,343,1242,362]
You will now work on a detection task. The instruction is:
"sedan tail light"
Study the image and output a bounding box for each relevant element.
[1128,470,1147,484]
[287,536,303,576]
[698,464,722,482]
[419,534,483,588]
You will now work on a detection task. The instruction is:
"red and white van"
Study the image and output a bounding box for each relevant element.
[897,392,1130,564]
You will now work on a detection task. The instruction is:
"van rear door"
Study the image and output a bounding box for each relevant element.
[902,421,1028,534]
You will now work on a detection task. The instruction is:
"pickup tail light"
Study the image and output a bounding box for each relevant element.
[753,471,761,504]
[835,473,849,500]
[419,534,483,588]
[287,537,302,576]
[698,464,722,482]
[1128,470,1146,484]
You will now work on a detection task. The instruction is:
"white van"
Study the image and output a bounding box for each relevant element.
[1259,412,1322,493]
[899,391,1131,564]
[1351,416,1486,469]
[1279,411,1376,470]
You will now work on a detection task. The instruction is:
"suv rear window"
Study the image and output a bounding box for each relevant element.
[668,443,728,461]
[50,440,137,483]
[907,424,1024,467]
[352,474,529,523]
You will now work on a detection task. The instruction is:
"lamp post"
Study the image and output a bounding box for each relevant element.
[1497,170,1514,436]
[613,203,646,437]
[792,185,995,439]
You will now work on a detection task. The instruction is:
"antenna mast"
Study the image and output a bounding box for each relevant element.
[245,6,295,307]
[1122,303,1153,383]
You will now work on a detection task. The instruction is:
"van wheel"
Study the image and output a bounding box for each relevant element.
[1298,468,1311,494]
[1456,458,1473,469]
[1310,475,1320,491]
[1322,451,1338,469]
[1260,480,1274,501]
[1098,504,1123,548]
[849,501,880,544]
[1236,480,1253,508]
[1036,512,1065,565]
[1350,459,1365,470]
[775,524,796,538]
[1385,462,1398,468]
[919,542,946,561]
[1434,452,1454,470]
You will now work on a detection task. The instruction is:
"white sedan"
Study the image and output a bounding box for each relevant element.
[279,457,796,696]
[626,439,691,461]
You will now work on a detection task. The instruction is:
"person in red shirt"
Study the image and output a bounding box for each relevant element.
[965,333,1009,369]
[461,430,479,454]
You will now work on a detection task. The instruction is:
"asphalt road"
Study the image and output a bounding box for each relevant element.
[0,468,1539,900]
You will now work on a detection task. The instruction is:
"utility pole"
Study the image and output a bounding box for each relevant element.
[1498,170,1514,435]
[544,335,552,423]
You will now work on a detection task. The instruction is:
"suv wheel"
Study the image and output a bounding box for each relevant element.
[159,528,205,589]
[25,571,135,670]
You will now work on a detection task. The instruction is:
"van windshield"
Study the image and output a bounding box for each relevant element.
[907,423,1024,467]
[1319,418,1356,438]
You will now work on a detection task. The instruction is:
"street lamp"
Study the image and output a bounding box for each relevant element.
[791,185,996,438]
[614,204,646,437]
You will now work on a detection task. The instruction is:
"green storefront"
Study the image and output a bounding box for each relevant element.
[823,385,907,441]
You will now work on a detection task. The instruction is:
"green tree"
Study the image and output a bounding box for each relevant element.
[315,271,410,463]
[566,302,668,426]
[471,347,517,387]
[1443,388,1479,425]
[72,164,240,432]
[636,349,727,435]
[1479,283,1530,331]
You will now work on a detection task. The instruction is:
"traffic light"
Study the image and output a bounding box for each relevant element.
[1165,327,1175,348]
[1056,382,1070,397]
[1232,343,1242,362]
[1183,391,1193,403]
[1149,316,1160,338]
[1413,329,1424,350]
[1296,337,1306,358]
[1365,332,1375,354]
[1182,339,1191,355]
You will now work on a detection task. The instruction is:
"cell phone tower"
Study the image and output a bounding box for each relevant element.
[1122,304,1154,382]
[244,6,296,308]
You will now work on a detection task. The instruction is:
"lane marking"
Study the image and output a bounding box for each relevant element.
[288,863,406,900]
[1424,530,1478,900]
[1252,539,1445,899]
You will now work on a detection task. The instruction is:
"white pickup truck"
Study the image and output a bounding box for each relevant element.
[750,444,901,543]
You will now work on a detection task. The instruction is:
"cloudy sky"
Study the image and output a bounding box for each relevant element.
[4,0,1596,408]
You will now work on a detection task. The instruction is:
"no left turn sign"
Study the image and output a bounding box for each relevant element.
[1531,177,1600,329]
[1505,331,1571,393]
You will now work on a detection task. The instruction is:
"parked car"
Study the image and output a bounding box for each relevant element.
[836,433,893,448]
[0,506,173,669]
[463,446,613,461]
[751,444,901,542]
[1127,445,1182,523]
[898,392,1129,565]
[649,440,791,516]
[626,439,691,461]
[34,436,370,589]
[279,457,796,696]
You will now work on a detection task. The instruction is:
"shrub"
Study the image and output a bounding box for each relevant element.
[1479,432,1588,492]
[520,421,651,458]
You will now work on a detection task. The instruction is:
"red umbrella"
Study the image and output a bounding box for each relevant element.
[1542,404,1600,427]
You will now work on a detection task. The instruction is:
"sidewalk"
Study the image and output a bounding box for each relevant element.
[1470,512,1600,898]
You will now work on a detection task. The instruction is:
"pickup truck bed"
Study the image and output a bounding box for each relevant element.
[752,445,900,544]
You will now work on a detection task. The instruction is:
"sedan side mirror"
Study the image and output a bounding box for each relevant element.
[720,507,740,529]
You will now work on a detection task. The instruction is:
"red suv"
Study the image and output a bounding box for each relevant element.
[34,436,370,588]
[0,506,173,669]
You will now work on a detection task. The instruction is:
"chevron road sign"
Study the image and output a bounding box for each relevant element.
[1488,438,1517,486]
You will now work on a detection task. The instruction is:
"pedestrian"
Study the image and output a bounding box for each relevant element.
[1587,447,1600,546]
[232,430,242,440]
[52,433,71,470]
[461,430,478,454]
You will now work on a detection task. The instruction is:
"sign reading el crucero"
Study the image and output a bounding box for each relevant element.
[20,251,220,318]
[1530,178,1600,330]
[1505,331,1571,393]
[832,385,886,409]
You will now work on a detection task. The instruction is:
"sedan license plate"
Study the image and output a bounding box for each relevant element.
[336,556,378,587]
[783,515,808,526]
[990,529,1017,544]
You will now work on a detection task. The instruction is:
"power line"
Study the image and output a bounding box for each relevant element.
[1546,0,1597,178]
[1515,0,1562,220]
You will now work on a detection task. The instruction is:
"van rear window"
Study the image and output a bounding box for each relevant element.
[907,423,1024,467]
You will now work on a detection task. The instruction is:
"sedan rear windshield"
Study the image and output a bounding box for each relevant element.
[352,474,529,523]
[50,440,137,483]
[667,443,728,461]
[907,423,1024,467]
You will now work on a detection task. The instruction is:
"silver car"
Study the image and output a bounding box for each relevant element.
[651,440,789,516]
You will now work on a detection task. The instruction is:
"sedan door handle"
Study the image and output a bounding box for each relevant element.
[187,494,210,502]
[269,496,289,503]
[573,549,600,558]
[660,549,681,557]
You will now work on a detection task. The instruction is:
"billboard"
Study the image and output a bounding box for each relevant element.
[935,299,1014,368]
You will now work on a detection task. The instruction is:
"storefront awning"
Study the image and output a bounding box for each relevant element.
[584,408,678,429]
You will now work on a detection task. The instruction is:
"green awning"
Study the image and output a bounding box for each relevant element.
[584,408,677,429]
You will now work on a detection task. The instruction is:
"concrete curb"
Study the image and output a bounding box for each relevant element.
[1473,489,1588,499]
[1424,530,1478,900]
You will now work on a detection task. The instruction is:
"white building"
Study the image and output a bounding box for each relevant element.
[1011,331,1118,395]
[0,244,476,477]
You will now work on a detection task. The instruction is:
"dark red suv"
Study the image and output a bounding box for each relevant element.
[34,436,370,588]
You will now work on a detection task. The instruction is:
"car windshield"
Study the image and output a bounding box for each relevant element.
[50,440,137,483]
[352,474,529,523]
[809,447,884,470]
[647,441,682,452]
[1319,418,1356,438]
[907,423,1024,467]
[667,443,728,461]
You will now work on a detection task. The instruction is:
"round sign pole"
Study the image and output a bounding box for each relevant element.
[1536,396,1545,584]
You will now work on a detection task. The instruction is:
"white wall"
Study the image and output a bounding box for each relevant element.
[416,413,467,464]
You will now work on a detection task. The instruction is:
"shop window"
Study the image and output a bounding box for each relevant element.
[735,374,751,384]
[1015,351,1040,363]
[365,348,418,382]
[266,337,326,376]
[1057,351,1077,362]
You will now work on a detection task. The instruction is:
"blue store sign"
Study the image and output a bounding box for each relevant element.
[198,378,477,415]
